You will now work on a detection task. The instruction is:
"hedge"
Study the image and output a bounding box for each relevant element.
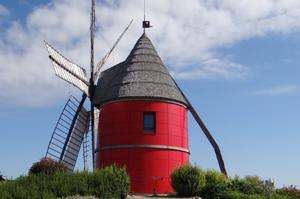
[170,165,297,199]
[0,165,130,199]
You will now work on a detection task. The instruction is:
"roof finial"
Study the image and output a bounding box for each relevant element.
[142,0,152,33]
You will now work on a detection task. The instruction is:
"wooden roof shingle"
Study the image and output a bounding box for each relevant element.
[93,33,187,107]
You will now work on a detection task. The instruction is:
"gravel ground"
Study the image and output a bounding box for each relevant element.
[65,195,201,199]
[127,195,201,199]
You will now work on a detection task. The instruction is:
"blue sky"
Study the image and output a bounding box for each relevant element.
[0,0,300,187]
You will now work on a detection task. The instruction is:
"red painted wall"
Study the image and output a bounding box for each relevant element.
[95,100,189,194]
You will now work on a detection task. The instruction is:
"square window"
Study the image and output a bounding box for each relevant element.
[144,112,156,133]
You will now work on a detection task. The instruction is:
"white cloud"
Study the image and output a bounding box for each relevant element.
[173,55,247,79]
[0,4,9,17]
[1,0,300,106]
[250,85,299,96]
[18,0,29,5]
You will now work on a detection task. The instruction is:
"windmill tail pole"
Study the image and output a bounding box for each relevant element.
[171,78,227,176]
[188,104,227,176]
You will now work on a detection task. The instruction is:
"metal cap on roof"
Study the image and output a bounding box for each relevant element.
[93,33,187,107]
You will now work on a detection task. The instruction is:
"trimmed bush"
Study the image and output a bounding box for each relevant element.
[29,158,68,175]
[88,165,130,199]
[202,170,229,199]
[171,164,206,197]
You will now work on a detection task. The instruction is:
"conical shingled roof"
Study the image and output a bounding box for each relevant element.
[93,33,187,107]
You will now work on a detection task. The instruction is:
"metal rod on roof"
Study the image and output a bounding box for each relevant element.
[142,0,152,32]
[144,0,146,22]
[143,0,146,33]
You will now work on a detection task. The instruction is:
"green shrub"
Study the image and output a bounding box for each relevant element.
[0,176,56,199]
[88,165,130,199]
[29,158,68,175]
[0,165,130,199]
[230,175,275,196]
[171,164,206,197]
[201,170,229,199]
[44,171,88,197]
[224,191,295,199]
[278,185,300,198]
[66,196,98,199]
[225,191,261,199]
[168,165,297,199]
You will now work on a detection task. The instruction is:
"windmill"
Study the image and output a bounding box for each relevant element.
[44,0,133,170]
[44,0,228,193]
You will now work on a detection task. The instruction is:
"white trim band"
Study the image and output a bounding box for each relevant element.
[95,144,190,154]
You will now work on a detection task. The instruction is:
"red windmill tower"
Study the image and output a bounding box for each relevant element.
[93,16,226,194]
[93,32,189,193]
[44,0,227,195]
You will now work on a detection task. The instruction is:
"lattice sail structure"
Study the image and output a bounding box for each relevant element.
[45,96,90,170]
[82,127,91,171]
[81,108,99,170]
[45,42,89,95]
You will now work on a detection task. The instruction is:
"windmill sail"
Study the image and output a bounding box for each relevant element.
[62,107,90,170]
[83,126,91,171]
[93,19,133,82]
[45,42,89,95]
[45,95,89,170]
